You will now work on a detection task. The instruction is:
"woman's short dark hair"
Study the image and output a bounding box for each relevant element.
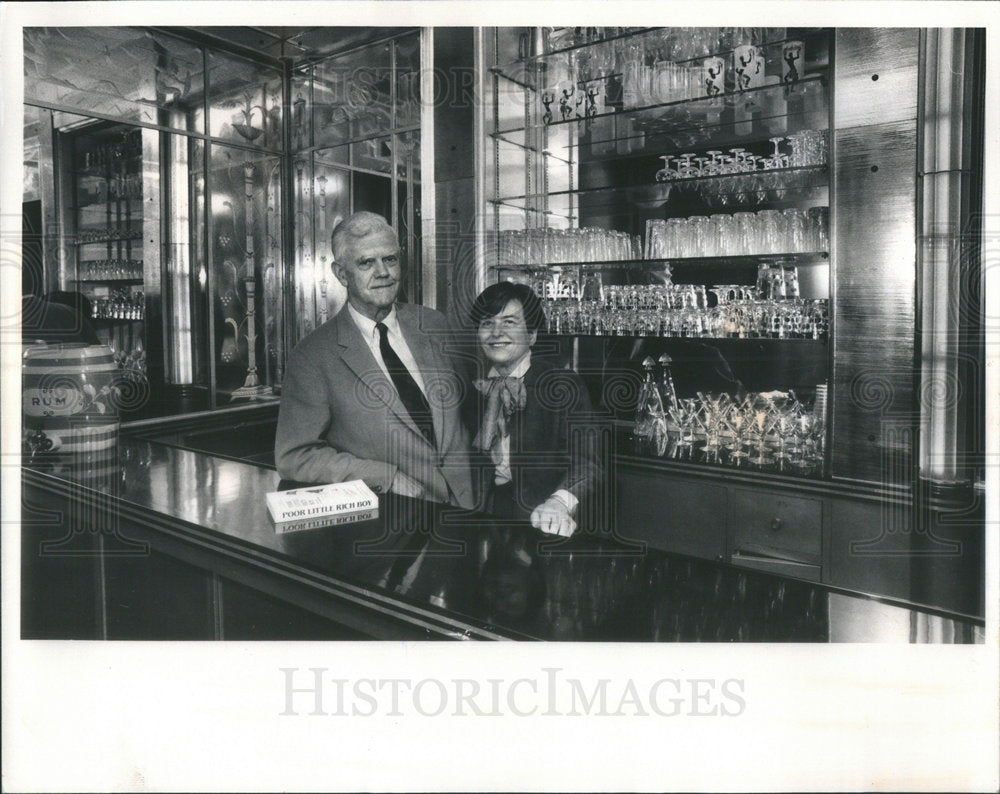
[470,281,545,334]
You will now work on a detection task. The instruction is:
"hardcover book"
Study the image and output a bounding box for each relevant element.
[266,479,379,524]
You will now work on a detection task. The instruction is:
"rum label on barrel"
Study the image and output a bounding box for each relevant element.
[22,384,113,417]
[23,387,85,416]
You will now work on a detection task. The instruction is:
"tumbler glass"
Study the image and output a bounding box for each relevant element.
[688,216,710,258]
[807,206,829,252]
[733,211,757,255]
[757,209,783,254]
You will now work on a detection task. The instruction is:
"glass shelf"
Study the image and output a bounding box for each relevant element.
[493,252,828,271]
[492,163,828,205]
[493,30,824,91]
[492,74,827,138]
[75,235,143,245]
[506,192,828,216]
[73,160,141,179]
[494,106,829,163]
[74,199,143,210]
[547,331,828,343]
[518,27,665,66]
[73,277,144,284]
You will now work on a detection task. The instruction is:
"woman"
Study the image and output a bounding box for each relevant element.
[467,282,604,537]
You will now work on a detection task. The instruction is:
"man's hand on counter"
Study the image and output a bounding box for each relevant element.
[530,494,577,537]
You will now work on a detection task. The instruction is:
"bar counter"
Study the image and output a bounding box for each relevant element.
[21,433,984,643]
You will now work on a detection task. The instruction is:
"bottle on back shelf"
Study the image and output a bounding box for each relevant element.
[635,356,669,456]
[657,353,680,414]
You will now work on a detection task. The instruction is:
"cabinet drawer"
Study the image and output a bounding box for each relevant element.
[729,490,823,564]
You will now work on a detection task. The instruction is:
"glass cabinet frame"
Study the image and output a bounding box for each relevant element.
[481,26,836,481]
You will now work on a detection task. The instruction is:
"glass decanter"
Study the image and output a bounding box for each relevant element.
[634,355,668,455]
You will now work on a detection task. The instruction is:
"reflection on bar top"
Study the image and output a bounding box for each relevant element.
[22,438,984,644]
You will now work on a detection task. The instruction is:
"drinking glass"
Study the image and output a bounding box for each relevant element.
[769,394,800,468]
[668,399,700,456]
[733,211,757,254]
[688,216,710,257]
[807,206,829,252]
[698,391,733,460]
[788,411,816,470]
[756,264,775,297]
[748,396,778,466]
[757,209,783,254]
[725,395,754,462]
[806,407,827,470]
[715,214,739,256]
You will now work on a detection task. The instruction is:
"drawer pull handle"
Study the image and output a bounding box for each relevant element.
[770,518,783,532]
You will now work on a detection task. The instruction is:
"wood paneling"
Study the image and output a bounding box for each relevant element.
[827,496,912,602]
[832,30,920,483]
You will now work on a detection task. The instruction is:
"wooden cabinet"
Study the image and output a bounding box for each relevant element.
[615,464,727,561]
[617,460,983,615]
[616,461,821,577]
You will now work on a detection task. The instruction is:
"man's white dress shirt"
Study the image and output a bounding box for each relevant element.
[487,351,577,512]
[347,303,428,396]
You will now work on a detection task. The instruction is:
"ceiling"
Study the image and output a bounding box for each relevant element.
[167,26,418,65]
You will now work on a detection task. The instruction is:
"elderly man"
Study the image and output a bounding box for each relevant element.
[275,211,473,508]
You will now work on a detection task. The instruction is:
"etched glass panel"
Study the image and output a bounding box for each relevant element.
[394,34,421,129]
[207,51,282,151]
[290,67,312,152]
[313,41,392,149]
[208,143,284,399]
[24,27,205,133]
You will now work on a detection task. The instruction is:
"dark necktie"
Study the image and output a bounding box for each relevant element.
[376,322,435,445]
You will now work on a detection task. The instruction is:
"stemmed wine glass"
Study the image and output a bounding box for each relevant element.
[698,391,733,462]
[788,410,816,470]
[725,395,754,463]
[668,398,701,458]
[805,407,827,471]
[748,395,778,466]
[769,393,801,469]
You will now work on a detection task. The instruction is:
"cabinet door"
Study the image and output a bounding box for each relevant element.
[827,494,984,617]
[615,467,727,561]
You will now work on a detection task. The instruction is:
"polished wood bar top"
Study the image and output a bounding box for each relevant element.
[22,439,983,642]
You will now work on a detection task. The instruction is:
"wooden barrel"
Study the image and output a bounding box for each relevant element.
[22,343,120,457]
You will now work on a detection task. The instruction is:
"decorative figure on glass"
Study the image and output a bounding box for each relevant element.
[558,81,576,121]
[782,41,803,86]
[541,90,556,126]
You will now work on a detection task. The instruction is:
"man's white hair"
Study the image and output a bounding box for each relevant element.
[330,211,396,263]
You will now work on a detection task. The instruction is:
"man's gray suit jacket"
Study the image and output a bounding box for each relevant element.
[275,303,474,509]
